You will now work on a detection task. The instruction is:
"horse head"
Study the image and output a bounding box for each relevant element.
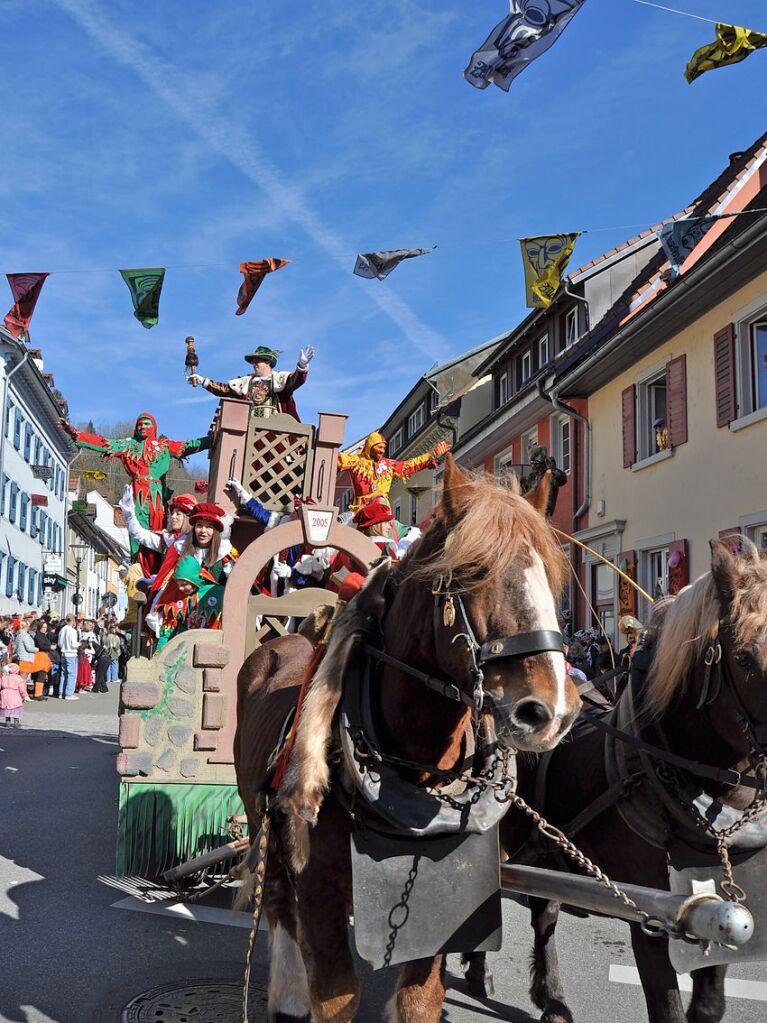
[382,455,580,762]
[648,538,767,774]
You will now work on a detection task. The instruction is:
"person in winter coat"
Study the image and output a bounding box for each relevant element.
[1,664,29,727]
[14,623,38,690]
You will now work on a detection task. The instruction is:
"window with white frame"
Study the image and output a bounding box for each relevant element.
[747,522,767,553]
[494,448,515,479]
[644,547,669,601]
[637,370,668,460]
[389,428,404,455]
[539,334,549,366]
[565,308,579,348]
[521,350,532,383]
[410,494,418,525]
[498,371,509,407]
[521,426,538,464]
[747,321,767,412]
[407,405,425,437]
[429,388,439,414]
[551,414,571,473]
[393,500,401,523]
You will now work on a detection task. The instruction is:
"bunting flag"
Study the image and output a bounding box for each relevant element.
[353,248,433,281]
[657,216,718,278]
[81,470,109,480]
[3,272,49,338]
[686,23,767,83]
[464,1,585,92]
[520,233,579,308]
[120,268,165,329]
[236,258,290,315]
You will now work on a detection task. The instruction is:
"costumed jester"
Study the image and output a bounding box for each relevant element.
[60,413,211,574]
[337,430,451,513]
[188,344,314,420]
[152,555,224,651]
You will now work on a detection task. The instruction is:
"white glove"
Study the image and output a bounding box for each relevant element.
[119,484,135,522]
[297,345,315,370]
[189,374,209,387]
[226,478,248,503]
[272,559,293,579]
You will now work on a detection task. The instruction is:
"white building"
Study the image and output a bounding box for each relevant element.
[0,330,74,614]
[67,489,130,619]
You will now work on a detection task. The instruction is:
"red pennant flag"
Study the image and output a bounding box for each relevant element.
[236,259,289,315]
[4,273,49,338]
[194,480,208,494]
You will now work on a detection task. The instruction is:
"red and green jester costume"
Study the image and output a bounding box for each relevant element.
[63,413,210,572]
[154,556,224,651]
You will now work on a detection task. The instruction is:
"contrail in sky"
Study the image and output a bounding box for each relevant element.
[54,0,448,363]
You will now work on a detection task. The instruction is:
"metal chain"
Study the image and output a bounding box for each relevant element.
[383,856,421,968]
[352,735,667,936]
[656,762,767,903]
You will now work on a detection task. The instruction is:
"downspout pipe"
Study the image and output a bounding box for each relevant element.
[537,377,591,526]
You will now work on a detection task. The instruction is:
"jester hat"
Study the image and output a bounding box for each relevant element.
[174,556,203,590]
[133,413,158,440]
[361,431,387,458]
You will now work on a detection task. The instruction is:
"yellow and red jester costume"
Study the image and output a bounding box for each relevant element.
[337,430,449,513]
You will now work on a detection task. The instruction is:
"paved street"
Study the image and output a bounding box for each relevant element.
[1,690,765,1022]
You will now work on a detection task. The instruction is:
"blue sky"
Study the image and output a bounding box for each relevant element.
[1,0,766,472]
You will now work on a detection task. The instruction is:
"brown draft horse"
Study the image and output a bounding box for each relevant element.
[467,538,767,1023]
[234,456,581,1023]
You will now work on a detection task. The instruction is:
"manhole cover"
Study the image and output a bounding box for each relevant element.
[122,980,268,1022]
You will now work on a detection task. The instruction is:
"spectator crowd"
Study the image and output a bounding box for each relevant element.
[0,611,129,727]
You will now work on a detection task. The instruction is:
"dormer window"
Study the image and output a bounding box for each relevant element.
[498,371,509,406]
[539,334,549,366]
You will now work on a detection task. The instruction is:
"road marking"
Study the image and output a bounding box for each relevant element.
[609,964,767,1001]
[111,895,261,929]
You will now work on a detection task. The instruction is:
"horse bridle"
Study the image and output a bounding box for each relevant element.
[697,617,767,778]
[363,568,565,721]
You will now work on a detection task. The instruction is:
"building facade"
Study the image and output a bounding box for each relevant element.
[67,489,129,619]
[0,331,74,614]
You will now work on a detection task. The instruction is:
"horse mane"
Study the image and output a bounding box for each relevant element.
[408,470,567,597]
[646,539,767,716]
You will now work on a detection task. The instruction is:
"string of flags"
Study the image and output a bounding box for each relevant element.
[464,2,767,94]
[5,206,767,336]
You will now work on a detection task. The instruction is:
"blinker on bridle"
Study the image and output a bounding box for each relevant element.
[362,569,566,719]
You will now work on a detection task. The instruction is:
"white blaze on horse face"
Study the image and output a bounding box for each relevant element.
[523,551,568,717]
[268,922,311,1019]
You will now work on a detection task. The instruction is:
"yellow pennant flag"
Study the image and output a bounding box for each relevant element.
[686,23,767,83]
[81,470,109,480]
[520,234,580,309]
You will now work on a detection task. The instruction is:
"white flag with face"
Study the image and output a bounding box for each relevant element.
[464,1,586,92]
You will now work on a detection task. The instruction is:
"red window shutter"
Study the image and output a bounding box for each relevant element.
[618,549,637,618]
[713,324,736,427]
[621,385,636,468]
[667,539,688,595]
[666,354,687,447]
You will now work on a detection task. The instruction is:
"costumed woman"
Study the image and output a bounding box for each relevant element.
[147,502,238,621]
[60,413,211,573]
[152,556,224,651]
[188,344,314,420]
[338,430,450,513]
[119,486,197,561]
[328,498,420,592]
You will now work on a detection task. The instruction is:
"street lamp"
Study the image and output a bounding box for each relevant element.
[70,544,89,615]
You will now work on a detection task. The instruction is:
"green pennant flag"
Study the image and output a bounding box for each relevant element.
[120,267,165,329]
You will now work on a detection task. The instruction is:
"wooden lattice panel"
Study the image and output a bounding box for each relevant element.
[242,412,315,511]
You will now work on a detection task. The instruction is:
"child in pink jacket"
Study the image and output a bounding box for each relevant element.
[1,663,28,728]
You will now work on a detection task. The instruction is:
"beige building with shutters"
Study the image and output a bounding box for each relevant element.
[546,132,767,632]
